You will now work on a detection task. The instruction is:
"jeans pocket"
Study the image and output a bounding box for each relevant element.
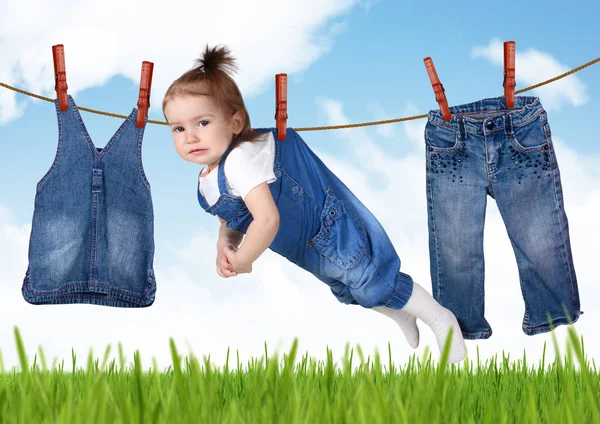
[425,121,460,152]
[509,112,550,153]
[308,186,367,270]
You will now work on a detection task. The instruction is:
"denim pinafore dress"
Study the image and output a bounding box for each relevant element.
[197,128,414,309]
[22,95,157,307]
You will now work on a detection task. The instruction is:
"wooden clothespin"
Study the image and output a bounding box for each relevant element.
[424,57,451,121]
[275,74,287,140]
[503,41,516,108]
[136,61,154,127]
[52,44,69,111]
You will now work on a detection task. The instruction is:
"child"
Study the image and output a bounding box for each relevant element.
[162,45,467,363]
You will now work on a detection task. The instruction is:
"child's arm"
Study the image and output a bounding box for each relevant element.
[216,216,243,251]
[216,216,243,278]
[228,182,279,272]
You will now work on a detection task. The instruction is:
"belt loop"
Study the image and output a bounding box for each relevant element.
[458,117,466,141]
[505,113,514,137]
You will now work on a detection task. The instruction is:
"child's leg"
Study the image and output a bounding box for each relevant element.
[372,305,419,348]
[374,282,466,363]
[400,281,466,364]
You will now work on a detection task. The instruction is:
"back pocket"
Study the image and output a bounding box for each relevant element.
[308,187,368,270]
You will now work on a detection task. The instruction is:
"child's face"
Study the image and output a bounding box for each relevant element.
[165,95,242,167]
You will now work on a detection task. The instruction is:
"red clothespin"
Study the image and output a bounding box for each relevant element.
[136,61,154,127]
[275,74,287,140]
[424,57,451,121]
[503,41,516,108]
[52,44,68,111]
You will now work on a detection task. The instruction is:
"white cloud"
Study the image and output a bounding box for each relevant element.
[472,38,589,111]
[0,0,359,124]
[1,96,599,372]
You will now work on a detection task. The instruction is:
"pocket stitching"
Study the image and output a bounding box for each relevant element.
[308,188,367,270]
[425,123,460,152]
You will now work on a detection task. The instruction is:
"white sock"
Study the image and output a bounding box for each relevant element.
[373,306,420,349]
[400,282,466,364]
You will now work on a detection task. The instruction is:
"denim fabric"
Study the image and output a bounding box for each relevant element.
[197,128,414,309]
[22,95,156,307]
[424,96,581,339]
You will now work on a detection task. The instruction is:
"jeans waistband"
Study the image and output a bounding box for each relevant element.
[428,96,545,137]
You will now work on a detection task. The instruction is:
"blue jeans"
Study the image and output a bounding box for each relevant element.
[425,96,581,339]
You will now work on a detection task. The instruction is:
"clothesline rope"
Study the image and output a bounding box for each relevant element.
[0,56,598,131]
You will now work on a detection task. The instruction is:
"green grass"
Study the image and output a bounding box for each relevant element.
[0,326,598,423]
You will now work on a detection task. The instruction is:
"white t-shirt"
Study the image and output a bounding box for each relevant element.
[198,131,277,207]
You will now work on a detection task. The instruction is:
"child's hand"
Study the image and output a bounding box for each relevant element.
[216,244,238,278]
[223,246,253,274]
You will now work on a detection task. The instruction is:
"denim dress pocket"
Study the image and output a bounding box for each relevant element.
[308,186,368,270]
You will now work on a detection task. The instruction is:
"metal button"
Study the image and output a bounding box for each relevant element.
[275,169,282,177]
[486,121,495,130]
[292,186,298,194]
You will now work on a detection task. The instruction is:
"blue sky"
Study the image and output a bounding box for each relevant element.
[0,0,599,370]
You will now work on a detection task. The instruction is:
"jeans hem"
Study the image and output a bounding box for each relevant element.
[522,310,582,336]
[462,329,492,340]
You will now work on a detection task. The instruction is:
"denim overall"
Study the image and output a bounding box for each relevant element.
[424,96,581,338]
[197,128,414,309]
[22,95,157,307]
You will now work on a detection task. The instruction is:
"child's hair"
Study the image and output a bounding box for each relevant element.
[162,44,263,146]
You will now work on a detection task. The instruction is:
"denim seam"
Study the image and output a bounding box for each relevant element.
[509,139,548,154]
[510,110,544,129]
[523,311,581,335]
[136,117,151,190]
[462,330,492,340]
[37,101,65,192]
[425,166,443,300]
[69,95,136,159]
[281,169,320,210]
[90,189,99,281]
[22,277,156,307]
[22,276,156,300]
[308,186,369,270]
[443,111,545,138]
[549,156,577,304]
[424,123,461,152]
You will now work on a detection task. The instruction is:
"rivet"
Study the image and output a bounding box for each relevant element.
[330,210,335,215]
[429,147,434,151]
[544,145,548,150]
